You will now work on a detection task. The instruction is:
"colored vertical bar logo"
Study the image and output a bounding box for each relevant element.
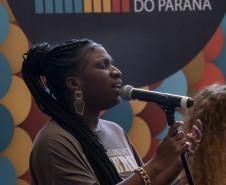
[35,0,130,14]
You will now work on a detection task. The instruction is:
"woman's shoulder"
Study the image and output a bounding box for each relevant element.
[34,119,72,140]
[32,119,82,153]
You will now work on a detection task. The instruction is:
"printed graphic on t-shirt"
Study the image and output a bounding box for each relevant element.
[107,148,138,179]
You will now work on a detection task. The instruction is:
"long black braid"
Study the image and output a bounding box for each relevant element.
[22,39,122,185]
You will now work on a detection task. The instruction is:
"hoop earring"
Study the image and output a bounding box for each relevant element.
[74,91,85,115]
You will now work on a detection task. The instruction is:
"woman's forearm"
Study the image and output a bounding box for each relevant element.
[152,161,183,185]
[117,160,163,185]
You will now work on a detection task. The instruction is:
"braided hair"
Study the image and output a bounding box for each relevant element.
[22,39,122,185]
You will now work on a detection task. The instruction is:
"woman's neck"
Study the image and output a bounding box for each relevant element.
[81,111,100,132]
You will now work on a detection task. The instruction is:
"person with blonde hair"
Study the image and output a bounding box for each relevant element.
[175,83,226,185]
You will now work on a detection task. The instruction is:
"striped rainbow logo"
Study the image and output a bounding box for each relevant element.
[35,0,130,14]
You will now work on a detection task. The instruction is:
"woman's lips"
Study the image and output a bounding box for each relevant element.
[112,83,122,93]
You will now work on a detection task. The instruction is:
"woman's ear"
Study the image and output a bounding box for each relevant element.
[65,77,80,92]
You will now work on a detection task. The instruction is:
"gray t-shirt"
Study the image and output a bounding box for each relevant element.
[30,119,143,185]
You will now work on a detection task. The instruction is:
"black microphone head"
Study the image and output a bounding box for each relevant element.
[187,97,194,108]
[120,85,134,101]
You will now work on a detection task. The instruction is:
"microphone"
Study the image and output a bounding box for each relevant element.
[120,85,194,108]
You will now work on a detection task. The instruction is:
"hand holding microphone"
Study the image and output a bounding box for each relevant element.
[120,85,197,185]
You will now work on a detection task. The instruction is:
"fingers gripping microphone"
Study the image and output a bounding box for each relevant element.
[120,85,194,108]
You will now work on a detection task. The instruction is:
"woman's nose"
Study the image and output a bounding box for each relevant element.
[111,66,122,78]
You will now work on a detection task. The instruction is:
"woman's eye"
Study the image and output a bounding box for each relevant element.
[98,59,112,69]
[100,62,106,68]
[97,63,105,69]
[101,61,109,68]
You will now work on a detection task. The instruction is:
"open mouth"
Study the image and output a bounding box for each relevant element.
[112,83,122,93]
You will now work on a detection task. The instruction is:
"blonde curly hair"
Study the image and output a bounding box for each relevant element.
[181,84,226,185]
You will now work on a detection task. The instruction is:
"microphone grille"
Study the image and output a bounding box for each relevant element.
[120,85,133,101]
[187,97,194,108]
